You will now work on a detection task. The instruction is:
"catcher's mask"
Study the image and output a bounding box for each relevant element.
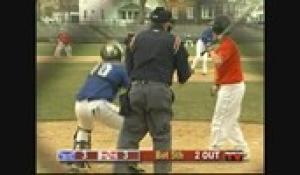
[100,42,122,62]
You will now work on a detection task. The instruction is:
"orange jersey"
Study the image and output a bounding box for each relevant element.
[214,36,244,85]
[58,32,71,44]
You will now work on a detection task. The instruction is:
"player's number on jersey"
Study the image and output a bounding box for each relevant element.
[90,63,112,77]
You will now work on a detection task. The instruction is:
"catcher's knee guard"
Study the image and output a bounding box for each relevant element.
[72,126,92,169]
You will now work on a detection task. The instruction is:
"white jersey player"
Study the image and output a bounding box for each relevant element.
[191,27,214,75]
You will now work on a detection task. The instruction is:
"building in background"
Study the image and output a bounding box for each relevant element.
[79,0,142,24]
[78,0,164,25]
[163,0,252,24]
[247,4,264,24]
[54,0,79,23]
[38,0,79,24]
[164,0,197,24]
[37,0,263,25]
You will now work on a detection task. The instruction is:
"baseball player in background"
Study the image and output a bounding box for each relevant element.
[54,27,72,57]
[69,42,129,172]
[191,27,214,75]
[123,32,135,62]
[208,16,250,160]
[124,32,135,49]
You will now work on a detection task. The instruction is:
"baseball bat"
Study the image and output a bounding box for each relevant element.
[220,3,263,37]
[205,2,264,53]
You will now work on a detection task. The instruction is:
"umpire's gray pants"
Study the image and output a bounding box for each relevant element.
[113,81,173,173]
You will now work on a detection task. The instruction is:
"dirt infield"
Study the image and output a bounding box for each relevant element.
[37,120,264,173]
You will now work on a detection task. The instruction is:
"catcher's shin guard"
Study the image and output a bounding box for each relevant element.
[71,126,92,169]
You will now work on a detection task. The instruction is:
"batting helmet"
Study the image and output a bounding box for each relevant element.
[150,7,173,24]
[212,15,231,35]
[100,42,122,61]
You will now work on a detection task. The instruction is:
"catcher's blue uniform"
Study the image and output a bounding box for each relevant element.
[76,62,129,102]
[199,27,214,47]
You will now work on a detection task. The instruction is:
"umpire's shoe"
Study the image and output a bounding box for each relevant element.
[129,164,145,174]
[67,167,88,173]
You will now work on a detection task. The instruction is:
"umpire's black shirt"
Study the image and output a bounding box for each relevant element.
[126,25,191,86]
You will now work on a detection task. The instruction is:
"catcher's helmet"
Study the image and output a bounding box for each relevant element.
[212,15,231,35]
[150,7,173,24]
[100,43,122,61]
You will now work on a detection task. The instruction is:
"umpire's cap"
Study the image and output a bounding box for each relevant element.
[212,15,231,35]
[100,42,122,61]
[150,7,173,24]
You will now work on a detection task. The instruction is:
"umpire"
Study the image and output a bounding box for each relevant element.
[113,7,191,173]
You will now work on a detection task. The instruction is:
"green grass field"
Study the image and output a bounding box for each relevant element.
[37,62,264,123]
[37,41,264,58]
[37,43,102,56]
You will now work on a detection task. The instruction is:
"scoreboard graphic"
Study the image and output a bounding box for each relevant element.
[57,150,245,162]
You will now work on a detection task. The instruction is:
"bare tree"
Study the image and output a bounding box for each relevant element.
[36,0,41,21]
[163,0,170,9]
[138,0,147,24]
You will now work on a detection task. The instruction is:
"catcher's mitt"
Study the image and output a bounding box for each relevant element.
[119,90,132,116]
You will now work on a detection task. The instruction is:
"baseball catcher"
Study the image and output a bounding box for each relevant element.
[69,42,129,172]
